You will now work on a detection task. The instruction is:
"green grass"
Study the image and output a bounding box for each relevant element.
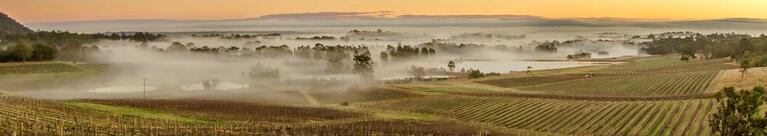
[65,102,212,124]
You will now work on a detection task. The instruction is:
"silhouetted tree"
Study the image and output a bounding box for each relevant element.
[353,54,374,80]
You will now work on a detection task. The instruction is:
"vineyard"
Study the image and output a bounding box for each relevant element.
[589,58,736,75]
[0,62,83,75]
[519,71,720,96]
[0,96,496,135]
[366,96,715,136]
[0,56,744,135]
[479,57,736,96]
[87,99,361,122]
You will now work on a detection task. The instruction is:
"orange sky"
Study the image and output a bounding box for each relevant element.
[1,0,765,23]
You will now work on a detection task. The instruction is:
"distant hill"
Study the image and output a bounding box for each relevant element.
[0,12,33,34]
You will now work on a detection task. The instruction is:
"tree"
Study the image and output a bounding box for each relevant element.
[468,69,484,79]
[167,42,188,52]
[9,42,32,62]
[353,54,374,80]
[710,86,767,136]
[737,38,755,57]
[408,66,425,79]
[324,47,348,74]
[447,61,456,71]
[30,43,57,61]
[379,51,388,63]
[679,44,697,61]
[420,47,429,56]
[739,51,755,78]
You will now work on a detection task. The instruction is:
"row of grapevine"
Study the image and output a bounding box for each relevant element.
[593,58,735,75]
[88,99,361,122]
[477,74,583,88]
[367,96,716,136]
[0,96,494,135]
[519,71,719,96]
[0,62,82,75]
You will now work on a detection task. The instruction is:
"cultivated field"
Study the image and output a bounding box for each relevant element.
[479,57,737,96]
[0,96,495,135]
[0,56,746,135]
[365,96,715,136]
[0,62,83,75]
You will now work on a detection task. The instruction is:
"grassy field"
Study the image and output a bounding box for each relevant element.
[0,61,99,92]
[711,67,767,91]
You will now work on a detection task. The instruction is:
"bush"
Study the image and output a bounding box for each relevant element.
[31,44,57,61]
[468,69,484,79]
[485,72,501,76]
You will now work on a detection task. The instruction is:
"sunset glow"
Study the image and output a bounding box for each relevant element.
[1,0,766,23]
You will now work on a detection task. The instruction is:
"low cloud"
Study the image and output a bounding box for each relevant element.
[254,11,537,20]
[398,14,539,20]
[258,11,393,20]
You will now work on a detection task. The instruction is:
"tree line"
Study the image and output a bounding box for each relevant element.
[640,33,767,64]
[0,31,165,63]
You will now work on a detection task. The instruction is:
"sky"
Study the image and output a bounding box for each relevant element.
[1,0,766,23]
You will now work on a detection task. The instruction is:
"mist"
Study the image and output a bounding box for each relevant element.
[10,26,690,105]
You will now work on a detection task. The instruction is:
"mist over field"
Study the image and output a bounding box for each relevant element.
[8,24,653,102]
[16,16,767,102]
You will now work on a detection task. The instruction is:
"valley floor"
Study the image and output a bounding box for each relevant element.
[1,56,761,135]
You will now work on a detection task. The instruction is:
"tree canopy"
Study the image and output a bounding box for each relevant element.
[710,86,767,136]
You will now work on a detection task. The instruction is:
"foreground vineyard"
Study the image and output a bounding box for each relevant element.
[0,96,495,135]
[366,96,715,136]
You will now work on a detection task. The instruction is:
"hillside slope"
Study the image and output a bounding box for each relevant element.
[0,12,33,34]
